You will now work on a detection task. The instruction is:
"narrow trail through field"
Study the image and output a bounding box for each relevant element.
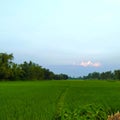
[54,87,69,120]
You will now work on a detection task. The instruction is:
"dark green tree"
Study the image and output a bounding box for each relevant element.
[0,53,14,80]
[0,53,68,81]
[114,70,120,80]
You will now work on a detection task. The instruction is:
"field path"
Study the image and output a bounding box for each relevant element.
[54,87,69,120]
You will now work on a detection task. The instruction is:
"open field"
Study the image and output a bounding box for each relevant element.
[0,80,120,120]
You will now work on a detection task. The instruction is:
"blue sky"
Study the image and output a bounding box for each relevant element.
[0,0,120,76]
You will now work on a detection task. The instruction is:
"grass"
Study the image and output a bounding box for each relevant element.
[0,80,120,119]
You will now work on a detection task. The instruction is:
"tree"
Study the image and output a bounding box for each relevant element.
[54,74,68,80]
[20,61,54,80]
[0,53,69,81]
[84,72,100,80]
[10,63,24,80]
[114,70,120,80]
[0,53,14,80]
[99,71,113,80]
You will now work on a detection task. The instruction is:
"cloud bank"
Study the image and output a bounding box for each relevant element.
[80,61,101,67]
[73,61,101,67]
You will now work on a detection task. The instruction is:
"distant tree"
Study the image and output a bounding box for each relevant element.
[0,53,14,80]
[54,74,68,80]
[84,72,100,80]
[10,63,24,80]
[82,71,115,80]
[100,71,113,80]
[100,72,106,80]
[20,61,55,80]
[105,71,113,80]
[20,61,43,80]
[114,70,120,80]
[42,68,52,80]
[60,74,68,80]
[0,53,69,81]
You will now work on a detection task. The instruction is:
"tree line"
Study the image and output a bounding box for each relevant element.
[80,70,120,80]
[0,53,68,81]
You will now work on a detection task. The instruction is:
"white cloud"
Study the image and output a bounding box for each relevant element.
[73,61,101,67]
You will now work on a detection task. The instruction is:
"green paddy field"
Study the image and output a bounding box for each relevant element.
[0,80,120,120]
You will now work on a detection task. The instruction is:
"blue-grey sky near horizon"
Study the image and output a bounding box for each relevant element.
[0,0,120,76]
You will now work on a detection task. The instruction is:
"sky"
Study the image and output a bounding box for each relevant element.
[0,0,120,77]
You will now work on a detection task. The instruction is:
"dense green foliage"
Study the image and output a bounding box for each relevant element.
[0,80,120,120]
[80,70,120,80]
[63,104,107,120]
[0,53,68,80]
